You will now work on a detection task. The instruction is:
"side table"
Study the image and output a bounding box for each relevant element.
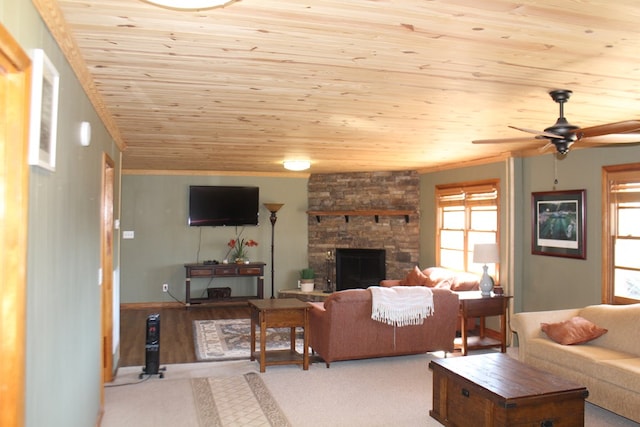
[455,291,512,356]
[248,298,310,372]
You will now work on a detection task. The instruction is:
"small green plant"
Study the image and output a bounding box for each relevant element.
[300,268,314,280]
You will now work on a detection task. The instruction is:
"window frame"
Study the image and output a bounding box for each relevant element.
[435,179,500,279]
[602,163,640,305]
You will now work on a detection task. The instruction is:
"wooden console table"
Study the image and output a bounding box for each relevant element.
[184,262,265,306]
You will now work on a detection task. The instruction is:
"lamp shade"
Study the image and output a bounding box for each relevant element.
[263,203,284,213]
[473,243,499,264]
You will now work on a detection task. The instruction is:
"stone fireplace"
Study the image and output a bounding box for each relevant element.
[307,171,420,288]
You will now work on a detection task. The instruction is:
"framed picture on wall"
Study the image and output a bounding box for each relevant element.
[28,48,59,171]
[532,189,586,259]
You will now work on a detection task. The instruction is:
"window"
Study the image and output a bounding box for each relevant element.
[436,180,500,278]
[602,164,640,304]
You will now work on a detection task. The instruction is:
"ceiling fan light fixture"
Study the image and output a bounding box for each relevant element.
[143,0,235,10]
[283,160,311,171]
[553,139,572,155]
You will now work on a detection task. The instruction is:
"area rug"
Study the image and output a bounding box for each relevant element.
[193,318,304,361]
[192,372,291,427]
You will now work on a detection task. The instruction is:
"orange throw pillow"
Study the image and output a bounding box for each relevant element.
[400,266,429,286]
[541,316,608,345]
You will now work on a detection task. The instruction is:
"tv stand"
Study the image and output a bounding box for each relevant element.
[184,262,265,306]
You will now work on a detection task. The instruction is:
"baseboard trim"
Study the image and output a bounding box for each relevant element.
[120,301,185,310]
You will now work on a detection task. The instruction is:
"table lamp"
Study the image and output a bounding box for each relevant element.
[473,243,499,296]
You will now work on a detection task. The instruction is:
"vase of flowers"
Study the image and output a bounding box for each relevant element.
[227,238,258,263]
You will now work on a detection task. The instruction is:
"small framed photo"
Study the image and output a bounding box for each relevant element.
[532,189,586,259]
[28,49,59,171]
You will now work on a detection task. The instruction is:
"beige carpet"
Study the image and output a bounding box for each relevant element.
[193,319,304,362]
[103,349,639,427]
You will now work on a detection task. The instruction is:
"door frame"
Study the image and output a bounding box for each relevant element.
[101,153,115,391]
[0,24,31,427]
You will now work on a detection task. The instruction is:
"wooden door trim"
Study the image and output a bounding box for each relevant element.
[0,24,31,427]
[101,153,115,398]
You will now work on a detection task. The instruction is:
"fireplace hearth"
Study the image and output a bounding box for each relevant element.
[335,248,386,291]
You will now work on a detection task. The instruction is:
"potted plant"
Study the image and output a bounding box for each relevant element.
[299,268,315,292]
[227,237,258,263]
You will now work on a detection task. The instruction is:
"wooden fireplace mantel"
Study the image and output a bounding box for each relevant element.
[307,209,415,223]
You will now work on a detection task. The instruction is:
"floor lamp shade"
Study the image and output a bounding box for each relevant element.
[473,243,499,296]
[264,203,284,298]
[264,203,284,214]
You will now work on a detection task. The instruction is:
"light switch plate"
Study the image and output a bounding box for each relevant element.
[122,230,135,239]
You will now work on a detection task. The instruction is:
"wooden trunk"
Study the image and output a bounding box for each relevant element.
[429,353,588,427]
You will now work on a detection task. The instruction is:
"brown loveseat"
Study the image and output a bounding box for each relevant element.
[308,287,459,367]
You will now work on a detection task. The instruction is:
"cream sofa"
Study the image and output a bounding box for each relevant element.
[512,304,640,422]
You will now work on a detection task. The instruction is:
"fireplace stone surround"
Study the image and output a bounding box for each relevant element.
[307,171,420,289]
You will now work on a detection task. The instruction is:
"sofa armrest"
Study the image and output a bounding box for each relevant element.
[511,308,581,361]
[308,302,330,358]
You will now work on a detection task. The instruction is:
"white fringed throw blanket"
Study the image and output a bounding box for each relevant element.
[370,286,434,326]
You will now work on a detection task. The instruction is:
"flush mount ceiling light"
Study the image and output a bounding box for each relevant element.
[143,0,235,10]
[283,160,311,171]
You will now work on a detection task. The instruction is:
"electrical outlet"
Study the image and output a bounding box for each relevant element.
[162,283,168,292]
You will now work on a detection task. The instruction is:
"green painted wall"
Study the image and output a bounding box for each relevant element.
[419,145,640,314]
[120,174,308,302]
[418,160,524,316]
[521,145,640,312]
[419,161,511,267]
[2,1,122,426]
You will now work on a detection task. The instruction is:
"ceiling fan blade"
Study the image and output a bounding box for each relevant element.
[539,142,554,152]
[508,125,561,139]
[578,134,640,145]
[578,120,640,138]
[472,136,537,144]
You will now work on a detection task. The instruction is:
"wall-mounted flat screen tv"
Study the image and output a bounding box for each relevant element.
[188,185,259,226]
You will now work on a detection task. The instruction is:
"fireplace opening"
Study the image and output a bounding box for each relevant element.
[335,248,386,291]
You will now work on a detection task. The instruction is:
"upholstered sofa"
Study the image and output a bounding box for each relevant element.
[512,304,640,422]
[381,266,481,330]
[379,266,481,291]
[308,287,459,367]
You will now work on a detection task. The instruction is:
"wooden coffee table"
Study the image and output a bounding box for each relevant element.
[248,298,310,373]
[429,353,588,427]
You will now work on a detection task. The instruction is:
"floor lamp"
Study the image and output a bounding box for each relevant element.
[264,203,284,299]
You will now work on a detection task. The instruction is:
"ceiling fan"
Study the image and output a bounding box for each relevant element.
[473,89,640,155]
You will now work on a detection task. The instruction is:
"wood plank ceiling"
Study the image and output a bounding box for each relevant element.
[34,0,640,175]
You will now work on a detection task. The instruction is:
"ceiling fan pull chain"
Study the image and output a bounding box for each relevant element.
[553,156,559,186]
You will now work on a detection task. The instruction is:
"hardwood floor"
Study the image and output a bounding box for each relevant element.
[118,303,250,367]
